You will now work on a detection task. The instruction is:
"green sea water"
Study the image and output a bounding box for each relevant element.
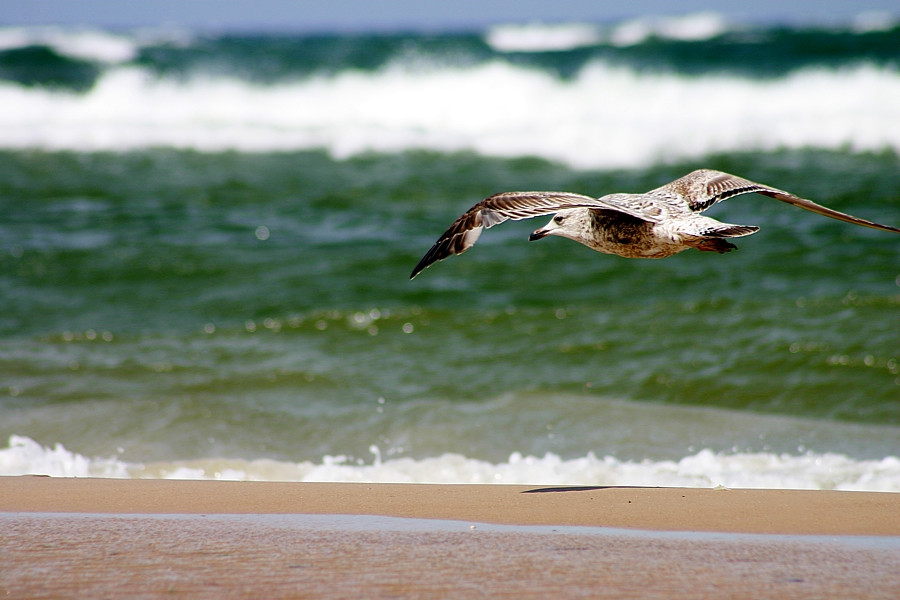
[1,148,898,466]
[0,22,898,483]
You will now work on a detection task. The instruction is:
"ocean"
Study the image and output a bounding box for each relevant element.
[1,14,898,489]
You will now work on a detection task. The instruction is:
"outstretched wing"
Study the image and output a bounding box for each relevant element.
[410,191,611,279]
[653,169,900,233]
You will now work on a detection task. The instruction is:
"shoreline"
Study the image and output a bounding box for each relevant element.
[2,476,899,535]
[6,512,898,600]
[4,478,899,599]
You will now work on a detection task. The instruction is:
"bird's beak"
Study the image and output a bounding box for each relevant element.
[529,229,549,241]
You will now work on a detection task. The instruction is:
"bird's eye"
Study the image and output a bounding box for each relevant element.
[553,215,564,224]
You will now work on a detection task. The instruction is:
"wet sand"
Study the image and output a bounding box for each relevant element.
[2,477,899,599]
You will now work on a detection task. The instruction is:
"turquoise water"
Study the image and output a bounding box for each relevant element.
[0,17,898,485]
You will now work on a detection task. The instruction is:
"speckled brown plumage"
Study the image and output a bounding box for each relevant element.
[410,169,899,279]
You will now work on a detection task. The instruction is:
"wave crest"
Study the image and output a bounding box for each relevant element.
[0,26,141,63]
[485,13,731,53]
[3,436,898,491]
[2,60,898,168]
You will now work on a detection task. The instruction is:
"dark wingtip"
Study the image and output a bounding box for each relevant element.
[409,249,436,280]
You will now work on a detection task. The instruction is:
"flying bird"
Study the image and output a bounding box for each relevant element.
[410,169,900,279]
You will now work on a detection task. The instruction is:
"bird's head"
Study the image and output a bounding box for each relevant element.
[529,208,590,243]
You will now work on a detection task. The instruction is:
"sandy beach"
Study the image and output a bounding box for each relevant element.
[3,476,900,534]
[2,477,899,599]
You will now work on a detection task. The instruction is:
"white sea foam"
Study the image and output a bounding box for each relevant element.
[1,60,897,169]
[2,436,898,491]
[485,13,730,52]
[608,12,730,47]
[485,22,604,52]
[0,62,900,168]
[0,435,130,478]
[0,26,140,63]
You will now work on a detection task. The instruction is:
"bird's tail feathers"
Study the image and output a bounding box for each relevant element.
[701,223,760,238]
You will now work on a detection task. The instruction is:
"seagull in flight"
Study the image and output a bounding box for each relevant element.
[410,169,900,279]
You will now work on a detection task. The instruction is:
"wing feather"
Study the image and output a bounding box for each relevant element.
[653,169,900,233]
[411,171,899,279]
[410,191,613,279]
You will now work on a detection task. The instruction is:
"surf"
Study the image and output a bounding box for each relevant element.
[2,60,899,169]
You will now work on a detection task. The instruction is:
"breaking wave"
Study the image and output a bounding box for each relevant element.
[3,436,898,491]
[1,60,898,169]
